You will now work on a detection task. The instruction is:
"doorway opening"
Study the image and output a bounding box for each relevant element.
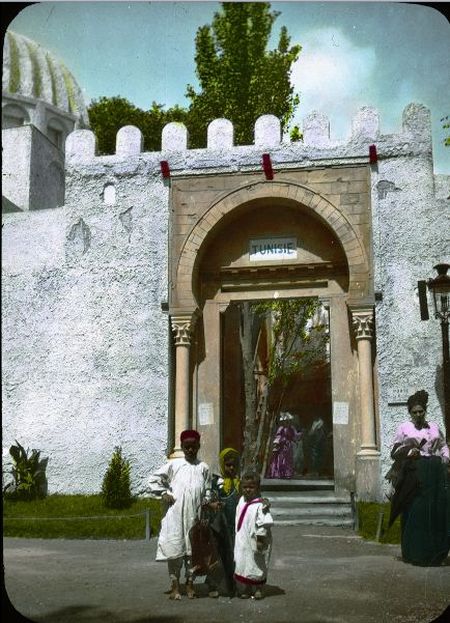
[221,297,333,480]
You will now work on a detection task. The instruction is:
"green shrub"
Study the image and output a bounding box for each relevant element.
[101,446,132,509]
[3,440,48,501]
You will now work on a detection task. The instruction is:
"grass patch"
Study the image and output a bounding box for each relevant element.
[3,496,401,544]
[357,502,401,544]
[3,494,162,540]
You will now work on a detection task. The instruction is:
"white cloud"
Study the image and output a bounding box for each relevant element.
[291,28,377,138]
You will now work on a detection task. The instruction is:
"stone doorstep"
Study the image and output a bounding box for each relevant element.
[271,500,352,510]
[261,478,335,491]
[270,500,352,513]
[271,507,354,527]
[274,517,355,527]
[263,491,351,503]
[261,486,354,527]
[271,506,353,517]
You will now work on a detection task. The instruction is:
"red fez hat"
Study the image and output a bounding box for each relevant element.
[180,429,200,443]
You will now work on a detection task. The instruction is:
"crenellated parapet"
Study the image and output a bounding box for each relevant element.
[65,102,433,168]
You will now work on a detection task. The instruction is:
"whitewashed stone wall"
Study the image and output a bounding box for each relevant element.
[2,125,65,211]
[2,104,449,496]
[371,105,450,496]
[2,126,32,210]
[2,159,170,494]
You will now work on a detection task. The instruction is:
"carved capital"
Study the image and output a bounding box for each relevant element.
[171,314,195,346]
[351,308,374,341]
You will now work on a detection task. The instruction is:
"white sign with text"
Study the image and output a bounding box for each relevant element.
[198,402,214,426]
[333,401,349,425]
[249,237,297,262]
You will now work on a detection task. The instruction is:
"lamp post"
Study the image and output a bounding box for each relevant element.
[427,263,450,440]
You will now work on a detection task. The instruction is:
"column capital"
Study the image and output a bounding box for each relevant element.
[350,306,374,340]
[170,312,198,346]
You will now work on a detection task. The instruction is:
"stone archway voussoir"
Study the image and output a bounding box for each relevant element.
[314,198,334,215]
[335,222,352,237]
[176,180,369,307]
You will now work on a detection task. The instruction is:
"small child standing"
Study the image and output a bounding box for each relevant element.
[206,447,241,597]
[233,470,274,600]
[148,429,211,600]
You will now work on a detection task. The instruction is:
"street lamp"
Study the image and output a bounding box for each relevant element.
[427,263,450,440]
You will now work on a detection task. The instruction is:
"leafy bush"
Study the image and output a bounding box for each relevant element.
[3,440,48,501]
[101,446,132,509]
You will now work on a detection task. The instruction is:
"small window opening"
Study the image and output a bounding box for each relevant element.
[103,184,116,205]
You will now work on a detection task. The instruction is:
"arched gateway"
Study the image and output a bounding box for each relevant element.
[169,168,379,499]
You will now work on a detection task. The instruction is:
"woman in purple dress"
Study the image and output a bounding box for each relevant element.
[266,413,301,479]
[386,390,450,566]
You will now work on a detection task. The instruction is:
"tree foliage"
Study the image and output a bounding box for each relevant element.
[88,96,188,155]
[441,115,450,147]
[87,3,301,153]
[186,2,301,147]
[239,298,329,473]
[255,298,328,389]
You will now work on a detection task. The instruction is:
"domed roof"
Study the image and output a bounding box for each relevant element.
[2,31,89,127]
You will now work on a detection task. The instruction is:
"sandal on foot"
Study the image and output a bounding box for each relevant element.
[169,591,182,600]
[186,580,196,599]
[169,579,181,600]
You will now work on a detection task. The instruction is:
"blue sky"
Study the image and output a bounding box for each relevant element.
[6,1,450,172]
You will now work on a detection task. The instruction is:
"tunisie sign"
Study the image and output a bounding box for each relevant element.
[249,237,297,262]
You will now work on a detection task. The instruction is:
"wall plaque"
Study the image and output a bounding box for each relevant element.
[249,237,297,262]
[198,402,214,426]
[333,401,349,425]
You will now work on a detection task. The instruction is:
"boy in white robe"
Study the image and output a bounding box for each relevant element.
[148,429,211,600]
[233,470,273,600]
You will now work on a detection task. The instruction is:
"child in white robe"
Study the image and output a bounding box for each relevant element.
[233,470,273,600]
[148,429,211,600]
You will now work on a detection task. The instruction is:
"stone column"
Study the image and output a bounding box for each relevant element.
[170,314,195,457]
[351,307,381,501]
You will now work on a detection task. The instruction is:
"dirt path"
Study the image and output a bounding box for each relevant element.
[3,525,450,623]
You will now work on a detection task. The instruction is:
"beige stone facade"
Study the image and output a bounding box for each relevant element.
[168,165,378,497]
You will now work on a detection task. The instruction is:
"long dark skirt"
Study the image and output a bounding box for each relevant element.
[401,456,450,566]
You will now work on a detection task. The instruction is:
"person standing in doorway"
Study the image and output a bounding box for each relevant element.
[266,412,301,479]
[305,417,327,477]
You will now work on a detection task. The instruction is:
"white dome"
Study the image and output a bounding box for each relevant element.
[2,30,89,128]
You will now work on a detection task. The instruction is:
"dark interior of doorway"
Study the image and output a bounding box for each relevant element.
[221,298,333,480]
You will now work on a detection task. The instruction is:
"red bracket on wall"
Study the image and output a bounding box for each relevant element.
[262,153,274,180]
[160,160,171,179]
[369,145,378,164]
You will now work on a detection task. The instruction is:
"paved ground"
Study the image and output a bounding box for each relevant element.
[3,525,450,623]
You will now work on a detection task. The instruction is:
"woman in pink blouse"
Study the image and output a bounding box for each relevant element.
[387,390,450,566]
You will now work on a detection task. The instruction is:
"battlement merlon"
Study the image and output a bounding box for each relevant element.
[65,102,433,170]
